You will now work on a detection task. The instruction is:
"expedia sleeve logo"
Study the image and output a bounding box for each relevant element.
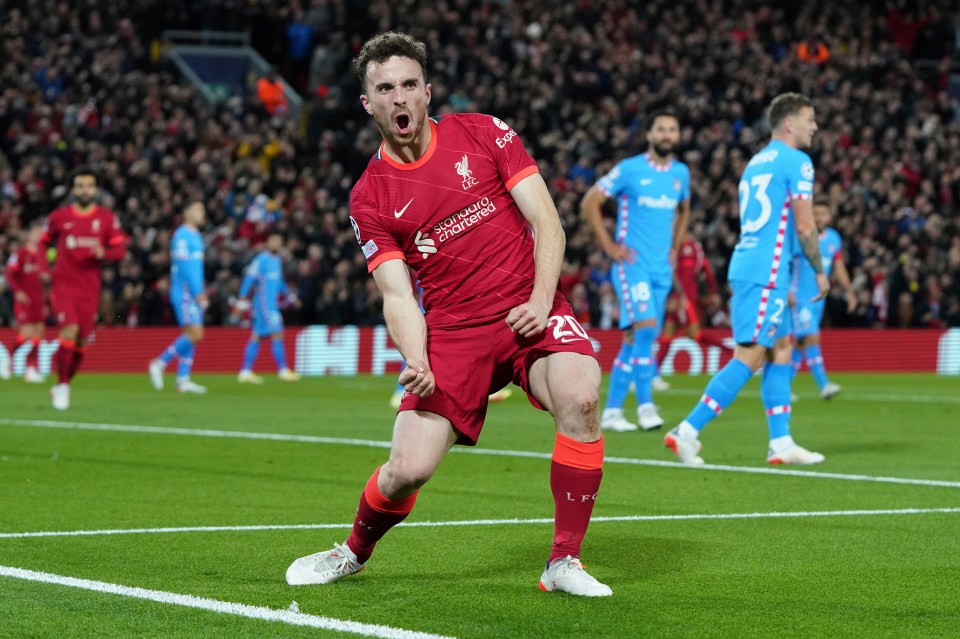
[492,116,517,148]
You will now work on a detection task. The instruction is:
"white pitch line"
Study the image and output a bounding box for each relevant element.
[3,418,960,489]
[3,507,960,540]
[663,387,960,404]
[0,566,455,639]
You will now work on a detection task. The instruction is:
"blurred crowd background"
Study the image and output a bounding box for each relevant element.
[1,0,959,330]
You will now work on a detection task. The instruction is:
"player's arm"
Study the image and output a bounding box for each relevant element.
[580,185,633,263]
[5,256,28,303]
[670,199,691,264]
[508,172,564,337]
[99,215,127,261]
[700,251,719,297]
[233,263,256,315]
[832,255,857,312]
[372,258,434,397]
[793,198,829,302]
[39,214,57,261]
[187,257,208,308]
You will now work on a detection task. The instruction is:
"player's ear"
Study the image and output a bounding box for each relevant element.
[424,82,432,106]
[360,94,373,115]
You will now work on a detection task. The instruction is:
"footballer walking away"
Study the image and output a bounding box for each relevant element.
[285,32,612,597]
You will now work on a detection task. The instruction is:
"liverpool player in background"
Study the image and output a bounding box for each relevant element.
[285,32,611,596]
[40,167,126,410]
[2,224,49,383]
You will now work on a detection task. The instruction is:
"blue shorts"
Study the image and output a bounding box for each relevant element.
[252,309,284,337]
[792,299,825,339]
[611,264,671,331]
[730,280,790,348]
[172,291,203,327]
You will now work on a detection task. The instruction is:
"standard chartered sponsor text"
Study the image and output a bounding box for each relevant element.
[433,196,498,242]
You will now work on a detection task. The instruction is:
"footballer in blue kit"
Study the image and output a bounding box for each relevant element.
[665,93,830,465]
[236,233,300,383]
[149,202,209,394]
[790,199,856,399]
[582,111,690,432]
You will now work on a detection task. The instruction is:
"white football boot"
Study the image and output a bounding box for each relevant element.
[600,408,638,432]
[278,368,301,382]
[538,556,612,597]
[148,359,165,390]
[652,376,671,392]
[820,382,841,400]
[50,383,70,410]
[237,370,264,384]
[767,444,825,465]
[286,542,365,585]
[176,379,208,394]
[637,403,665,431]
[664,426,704,465]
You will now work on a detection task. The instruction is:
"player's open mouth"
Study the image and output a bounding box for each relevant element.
[395,113,411,135]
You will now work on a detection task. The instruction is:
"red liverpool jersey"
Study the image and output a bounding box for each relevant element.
[350,113,540,328]
[41,205,126,295]
[675,237,717,300]
[6,245,47,304]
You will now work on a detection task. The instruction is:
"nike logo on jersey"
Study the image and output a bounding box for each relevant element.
[640,178,653,186]
[394,198,414,218]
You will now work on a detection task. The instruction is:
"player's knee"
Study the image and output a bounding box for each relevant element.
[380,461,434,496]
[559,387,599,419]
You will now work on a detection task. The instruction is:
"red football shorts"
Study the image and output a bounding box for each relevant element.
[398,293,597,445]
[51,288,99,337]
[14,300,45,324]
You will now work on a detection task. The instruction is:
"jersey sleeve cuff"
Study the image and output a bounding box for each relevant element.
[367,251,406,273]
[505,164,539,191]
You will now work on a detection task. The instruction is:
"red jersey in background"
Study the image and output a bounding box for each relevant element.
[6,245,48,323]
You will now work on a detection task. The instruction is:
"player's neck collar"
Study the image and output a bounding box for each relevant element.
[644,152,672,172]
[70,204,97,217]
[378,119,438,171]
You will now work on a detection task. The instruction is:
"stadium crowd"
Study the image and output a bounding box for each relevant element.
[1,0,959,330]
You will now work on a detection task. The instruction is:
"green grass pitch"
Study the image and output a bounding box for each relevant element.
[1,371,959,638]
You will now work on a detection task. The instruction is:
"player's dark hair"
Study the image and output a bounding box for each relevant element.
[353,32,427,91]
[767,93,813,131]
[69,166,99,188]
[646,109,680,131]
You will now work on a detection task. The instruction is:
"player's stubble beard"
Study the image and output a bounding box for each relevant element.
[651,141,675,159]
[375,107,426,151]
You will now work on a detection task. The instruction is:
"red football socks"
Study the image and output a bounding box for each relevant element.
[549,433,604,563]
[26,338,40,370]
[56,339,75,384]
[344,467,419,564]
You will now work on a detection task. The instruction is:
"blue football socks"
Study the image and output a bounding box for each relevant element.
[605,342,632,410]
[804,344,829,390]
[761,362,793,440]
[242,340,260,371]
[631,326,657,406]
[271,339,288,370]
[685,358,753,431]
[176,340,195,379]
